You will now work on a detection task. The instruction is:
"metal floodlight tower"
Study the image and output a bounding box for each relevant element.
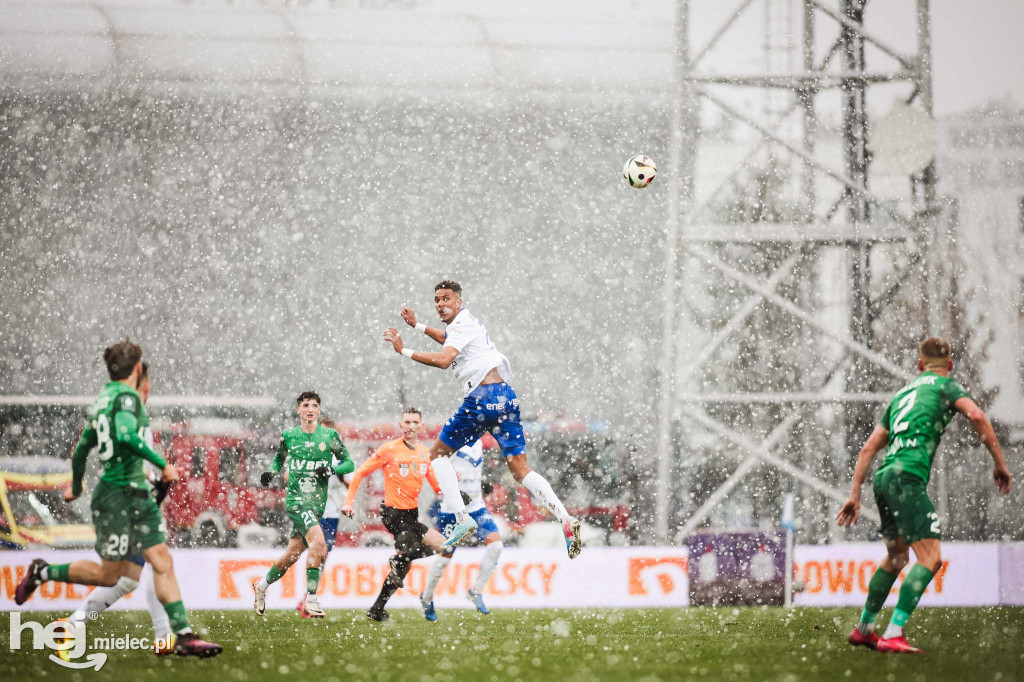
[653,0,939,544]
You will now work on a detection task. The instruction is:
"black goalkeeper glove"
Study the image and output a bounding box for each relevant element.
[461,491,472,506]
[481,482,494,495]
[151,480,171,506]
[313,465,331,481]
[260,471,274,487]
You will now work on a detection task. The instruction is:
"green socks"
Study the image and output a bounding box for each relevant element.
[43,563,71,582]
[163,600,192,635]
[879,564,935,638]
[265,565,286,585]
[306,568,321,595]
[859,566,899,626]
[894,564,934,624]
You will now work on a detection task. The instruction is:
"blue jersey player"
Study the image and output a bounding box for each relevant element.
[419,439,503,620]
[382,279,581,557]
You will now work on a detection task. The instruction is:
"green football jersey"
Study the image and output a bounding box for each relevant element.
[875,372,971,484]
[71,381,167,495]
[269,424,354,512]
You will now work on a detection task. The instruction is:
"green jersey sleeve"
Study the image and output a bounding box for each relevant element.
[941,379,971,405]
[269,437,288,474]
[878,400,894,428]
[112,409,167,469]
[71,423,98,496]
[330,431,354,476]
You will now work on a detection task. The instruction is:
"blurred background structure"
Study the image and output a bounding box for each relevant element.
[0,0,1021,548]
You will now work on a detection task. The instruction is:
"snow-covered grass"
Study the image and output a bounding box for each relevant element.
[2,606,1021,681]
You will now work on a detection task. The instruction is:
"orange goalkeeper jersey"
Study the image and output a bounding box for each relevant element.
[343,438,440,511]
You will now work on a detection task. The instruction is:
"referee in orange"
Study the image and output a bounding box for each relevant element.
[342,407,456,621]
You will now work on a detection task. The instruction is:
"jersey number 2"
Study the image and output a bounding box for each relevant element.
[893,390,916,434]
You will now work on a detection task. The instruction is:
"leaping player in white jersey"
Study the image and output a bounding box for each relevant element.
[382,279,581,557]
[420,439,503,620]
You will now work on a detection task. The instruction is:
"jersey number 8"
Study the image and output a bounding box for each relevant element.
[95,414,114,461]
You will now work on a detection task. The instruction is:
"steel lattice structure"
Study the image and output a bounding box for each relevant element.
[654,0,941,543]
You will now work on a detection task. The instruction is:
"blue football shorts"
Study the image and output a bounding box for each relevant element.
[320,516,339,553]
[438,382,526,457]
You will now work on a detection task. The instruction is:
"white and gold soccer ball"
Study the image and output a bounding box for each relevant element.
[623,154,656,188]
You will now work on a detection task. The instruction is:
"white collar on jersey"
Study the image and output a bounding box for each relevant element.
[447,308,471,327]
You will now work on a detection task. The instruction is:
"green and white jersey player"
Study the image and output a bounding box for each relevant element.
[837,337,1011,654]
[253,391,354,618]
[14,340,222,658]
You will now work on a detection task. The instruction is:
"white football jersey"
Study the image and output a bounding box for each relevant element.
[443,309,512,394]
[322,454,345,519]
[440,440,485,513]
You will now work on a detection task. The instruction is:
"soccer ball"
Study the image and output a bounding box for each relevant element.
[623,154,656,188]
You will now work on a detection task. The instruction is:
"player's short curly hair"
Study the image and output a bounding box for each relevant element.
[434,280,462,297]
[402,407,422,418]
[104,340,143,381]
[296,391,321,406]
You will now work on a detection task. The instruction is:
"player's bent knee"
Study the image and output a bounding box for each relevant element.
[143,545,173,574]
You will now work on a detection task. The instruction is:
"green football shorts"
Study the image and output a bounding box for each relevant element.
[873,466,941,544]
[286,504,324,542]
[91,480,167,560]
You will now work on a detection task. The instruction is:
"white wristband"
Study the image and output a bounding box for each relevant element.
[401,348,415,359]
[415,322,427,333]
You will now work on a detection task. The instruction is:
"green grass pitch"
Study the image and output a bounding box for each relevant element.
[2,607,1022,681]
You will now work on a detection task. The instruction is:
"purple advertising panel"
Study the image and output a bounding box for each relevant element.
[687,530,786,606]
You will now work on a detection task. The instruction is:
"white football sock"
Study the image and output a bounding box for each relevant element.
[431,457,467,520]
[75,576,139,623]
[883,623,903,639]
[423,555,452,602]
[473,541,503,594]
[143,567,171,638]
[521,471,571,524]
[256,578,269,592]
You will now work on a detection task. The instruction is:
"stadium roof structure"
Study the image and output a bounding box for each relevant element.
[0,0,676,98]
[0,394,277,409]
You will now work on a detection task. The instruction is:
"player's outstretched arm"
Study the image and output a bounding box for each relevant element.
[955,397,1012,494]
[837,424,890,527]
[113,409,168,469]
[341,449,387,515]
[331,432,355,476]
[382,327,458,368]
[400,307,445,345]
[262,438,288,485]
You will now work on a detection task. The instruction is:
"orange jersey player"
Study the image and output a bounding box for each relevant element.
[344,428,440,512]
[342,407,451,621]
